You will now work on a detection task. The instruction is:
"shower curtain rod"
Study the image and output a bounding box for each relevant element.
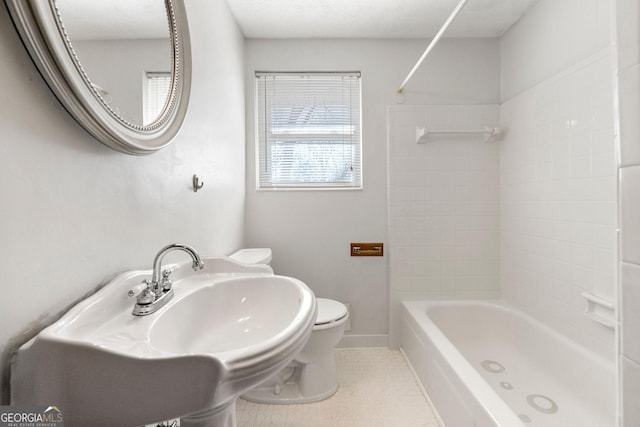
[397,0,470,94]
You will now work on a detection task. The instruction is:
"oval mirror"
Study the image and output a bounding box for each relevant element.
[5,0,191,155]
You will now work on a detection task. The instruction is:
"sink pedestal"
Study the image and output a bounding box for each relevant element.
[181,400,236,427]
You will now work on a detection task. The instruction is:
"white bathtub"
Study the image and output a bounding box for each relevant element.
[401,300,616,427]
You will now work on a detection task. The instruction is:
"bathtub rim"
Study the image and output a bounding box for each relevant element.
[402,300,524,426]
[401,299,616,427]
[406,299,615,369]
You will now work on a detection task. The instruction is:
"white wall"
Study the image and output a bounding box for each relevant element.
[73,39,170,125]
[616,0,640,424]
[501,0,612,100]
[244,38,500,347]
[499,0,617,361]
[0,0,245,403]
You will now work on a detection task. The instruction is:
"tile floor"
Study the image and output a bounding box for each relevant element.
[236,348,442,427]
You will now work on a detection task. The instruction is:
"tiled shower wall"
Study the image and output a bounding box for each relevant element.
[500,50,617,361]
[388,105,501,348]
[616,0,640,424]
[388,53,617,358]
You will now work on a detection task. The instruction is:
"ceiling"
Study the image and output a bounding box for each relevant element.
[226,0,542,39]
[55,0,541,41]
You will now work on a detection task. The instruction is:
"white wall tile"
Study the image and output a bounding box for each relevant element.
[388,105,500,348]
[617,3,640,423]
[622,357,640,427]
[619,66,640,167]
[592,127,616,154]
[500,36,616,358]
[621,166,640,264]
[622,262,640,364]
[592,201,618,226]
[616,0,640,71]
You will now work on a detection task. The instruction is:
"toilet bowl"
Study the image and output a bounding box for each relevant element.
[230,248,348,404]
[242,297,348,404]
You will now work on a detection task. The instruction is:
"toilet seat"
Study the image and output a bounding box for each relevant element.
[314,298,348,330]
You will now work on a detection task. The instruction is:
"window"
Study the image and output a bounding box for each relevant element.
[143,72,171,125]
[255,72,362,189]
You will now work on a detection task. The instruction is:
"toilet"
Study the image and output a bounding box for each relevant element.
[230,248,349,404]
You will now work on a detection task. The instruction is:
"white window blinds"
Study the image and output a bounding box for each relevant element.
[143,72,171,125]
[255,72,362,189]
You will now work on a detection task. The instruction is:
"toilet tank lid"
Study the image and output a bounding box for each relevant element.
[316,298,348,325]
[229,248,272,265]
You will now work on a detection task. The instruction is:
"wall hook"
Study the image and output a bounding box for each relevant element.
[192,174,204,192]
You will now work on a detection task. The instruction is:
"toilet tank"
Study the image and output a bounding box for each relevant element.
[229,248,272,265]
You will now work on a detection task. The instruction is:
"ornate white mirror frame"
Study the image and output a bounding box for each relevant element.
[4,0,191,155]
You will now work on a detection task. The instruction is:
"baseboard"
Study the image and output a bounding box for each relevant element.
[337,334,388,348]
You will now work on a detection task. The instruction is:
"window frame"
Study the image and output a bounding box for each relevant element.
[254,71,363,191]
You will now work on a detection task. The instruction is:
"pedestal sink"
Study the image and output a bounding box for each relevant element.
[11,256,317,427]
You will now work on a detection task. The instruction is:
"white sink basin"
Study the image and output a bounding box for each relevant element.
[151,276,306,355]
[11,256,316,427]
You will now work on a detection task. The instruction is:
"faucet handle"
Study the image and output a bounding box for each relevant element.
[130,280,156,304]
[128,283,148,298]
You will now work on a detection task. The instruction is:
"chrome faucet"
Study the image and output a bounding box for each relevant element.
[129,243,204,316]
